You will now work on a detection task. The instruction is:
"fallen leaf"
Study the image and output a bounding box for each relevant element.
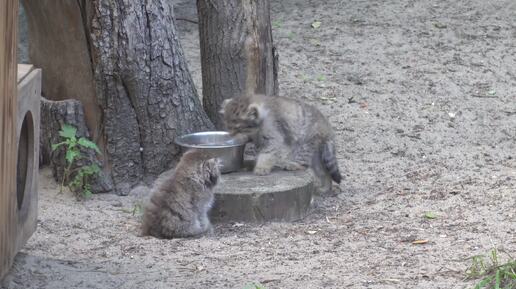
[424,212,437,219]
[412,239,429,244]
[311,21,322,29]
[433,22,447,29]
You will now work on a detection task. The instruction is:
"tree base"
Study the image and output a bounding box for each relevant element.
[40,97,114,194]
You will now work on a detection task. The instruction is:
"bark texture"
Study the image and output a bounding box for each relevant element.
[40,97,114,194]
[22,0,213,193]
[197,0,279,129]
[21,0,102,142]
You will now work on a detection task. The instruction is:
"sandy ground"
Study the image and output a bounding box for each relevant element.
[3,0,516,288]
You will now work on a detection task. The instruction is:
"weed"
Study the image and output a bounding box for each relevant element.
[424,211,437,219]
[272,20,282,29]
[466,248,516,289]
[243,282,266,289]
[52,124,101,198]
[316,74,326,81]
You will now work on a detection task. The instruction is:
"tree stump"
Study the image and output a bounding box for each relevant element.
[40,97,114,194]
[211,162,314,223]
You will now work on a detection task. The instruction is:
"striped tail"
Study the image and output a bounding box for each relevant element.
[321,141,342,183]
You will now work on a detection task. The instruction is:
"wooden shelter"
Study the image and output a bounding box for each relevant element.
[1,1,40,279]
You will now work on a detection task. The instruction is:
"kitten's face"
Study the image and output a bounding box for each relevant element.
[221,98,262,136]
[202,158,220,188]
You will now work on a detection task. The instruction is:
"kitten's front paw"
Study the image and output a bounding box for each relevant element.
[254,166,272,175]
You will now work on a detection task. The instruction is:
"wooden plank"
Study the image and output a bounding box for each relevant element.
[0,0,19,280]
[17,64,33,84]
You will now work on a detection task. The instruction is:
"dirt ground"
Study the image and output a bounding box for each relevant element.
[3,0,515,288]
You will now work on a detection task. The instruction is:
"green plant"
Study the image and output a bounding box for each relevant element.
[243,283,266,289]
[466,248,516,289]
[52,124,101,198]
[424,211,437,219]
[316,74,326,81]
[272,20,282,29]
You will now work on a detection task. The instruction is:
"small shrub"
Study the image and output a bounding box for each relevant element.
[52,124,101,198]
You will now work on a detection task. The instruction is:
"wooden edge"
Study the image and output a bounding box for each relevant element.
[17,64,34,84]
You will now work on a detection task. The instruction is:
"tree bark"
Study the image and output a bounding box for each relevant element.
[197,0,279,129]
[39,97,114,194]
[22,0,213,194]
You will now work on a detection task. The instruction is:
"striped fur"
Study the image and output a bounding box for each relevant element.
[222,94,343,194]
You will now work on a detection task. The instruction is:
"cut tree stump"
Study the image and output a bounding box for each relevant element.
[40,97,113,194]
[211,163,314,223]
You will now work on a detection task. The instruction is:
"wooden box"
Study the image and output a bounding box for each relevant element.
[0,64,41,279]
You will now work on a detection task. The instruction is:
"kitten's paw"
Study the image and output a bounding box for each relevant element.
[254,166,272,175]
[283,162,305,171]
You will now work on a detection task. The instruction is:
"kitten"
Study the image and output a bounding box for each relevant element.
[220,94,342,194]
[141,149,220,239]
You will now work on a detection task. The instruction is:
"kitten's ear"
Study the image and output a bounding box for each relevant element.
[219,98,232,115]
[247,105,259,120]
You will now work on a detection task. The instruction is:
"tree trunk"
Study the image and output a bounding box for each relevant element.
[22,0,213,194]
[39,97,114,194]
[197,0,279,129]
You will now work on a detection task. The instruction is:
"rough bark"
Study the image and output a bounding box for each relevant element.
[22,0,213,194]
[39,97,114,194]
[197,0,279,129]
[21,0,102,142]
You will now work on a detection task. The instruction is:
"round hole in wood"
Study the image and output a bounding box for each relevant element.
[16,111,34,211]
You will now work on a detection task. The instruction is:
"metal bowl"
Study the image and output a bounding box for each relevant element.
[174,131,246,173]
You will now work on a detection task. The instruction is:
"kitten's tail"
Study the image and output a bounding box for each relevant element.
[321,141,342,183]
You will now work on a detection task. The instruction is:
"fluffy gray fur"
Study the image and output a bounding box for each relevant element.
[221,94,342,193]
[141,149,220,239]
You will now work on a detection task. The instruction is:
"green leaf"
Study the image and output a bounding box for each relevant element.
[424,211,437,219]
[81,164,101,175]
[83,188,93,198]
[59,124,77,139]
[495,269,501,289]
[272,20,282,29]
[475,276,493,289]
[78,138,101,154]
[65,150,79,164]
[433,22,447,29]
[316,74,326,81]
[311,20,321,29]
[51,142,65,151]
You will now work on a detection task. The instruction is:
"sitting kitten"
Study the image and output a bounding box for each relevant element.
[220,94,342,194]
[141,149,220,238]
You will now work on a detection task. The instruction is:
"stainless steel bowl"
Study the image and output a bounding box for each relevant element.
[174,131,246,173]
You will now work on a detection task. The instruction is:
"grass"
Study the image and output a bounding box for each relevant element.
[466,248,516,289]
[243,282,266,289]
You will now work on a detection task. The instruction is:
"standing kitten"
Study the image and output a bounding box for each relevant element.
[141,149,220,238]
[221,94,342,194]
